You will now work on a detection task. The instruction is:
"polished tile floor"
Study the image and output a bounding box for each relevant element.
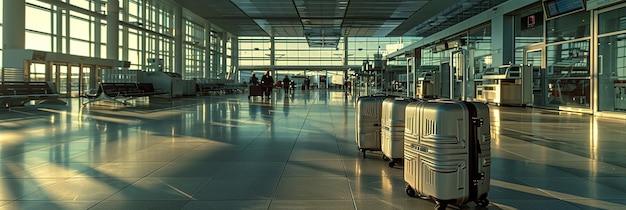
[1,88,626,210]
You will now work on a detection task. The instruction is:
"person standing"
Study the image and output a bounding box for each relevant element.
[304,76,311,90]
[261,71,274,99]
[249,73,259,86]
[282,75,291,95]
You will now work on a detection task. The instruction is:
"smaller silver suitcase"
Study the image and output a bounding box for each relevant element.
[355,93,396,158]
[380,97,415,167]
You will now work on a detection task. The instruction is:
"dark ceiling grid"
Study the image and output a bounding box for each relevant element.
[175,0,510,38]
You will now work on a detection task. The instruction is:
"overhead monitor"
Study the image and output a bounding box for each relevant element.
[543,0,585,19]
[434,43,447,52]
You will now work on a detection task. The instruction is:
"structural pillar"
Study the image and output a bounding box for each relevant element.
[491,15,514,66]
[2,0,26,76]
[106,0,120,60]
[231,38,239,81]
[2,0,25,51]
[270,36,275,77]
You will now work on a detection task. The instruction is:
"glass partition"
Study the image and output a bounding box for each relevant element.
[597,5,626,112]
[546,11,590,44]
[545,40,590,108]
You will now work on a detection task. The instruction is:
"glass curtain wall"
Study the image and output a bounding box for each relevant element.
[184,19,205,79]
[238,37,272,66]
[239,36,420,67]
[1,0,230,83]
[469,24,493,76]
[545,11,591,109]
[274,37,344,66]
[347,37,419,66]
[413,25,492,100]
[597,5,626,113]
[1,3,4,77]
[466,24,492,101]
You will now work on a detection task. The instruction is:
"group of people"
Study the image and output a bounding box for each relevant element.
[249,71,298,99]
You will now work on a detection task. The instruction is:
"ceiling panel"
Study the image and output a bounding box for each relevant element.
[174,0,508,38]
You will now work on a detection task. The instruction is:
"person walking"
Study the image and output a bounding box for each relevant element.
[261,71,274,99]
[282,75,291,95]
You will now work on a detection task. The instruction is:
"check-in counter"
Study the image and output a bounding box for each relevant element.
[137,71,184,98]
[416,71,440,99]
[479,64,532,106]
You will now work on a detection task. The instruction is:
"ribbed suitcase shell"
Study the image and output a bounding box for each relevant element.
[404,100,491,209]
[355,94,394,157]
[381,97,414,167]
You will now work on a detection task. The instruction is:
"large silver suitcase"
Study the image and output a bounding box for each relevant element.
[355,94,395,158]
[404,100,491,209]
[381,97,414,167]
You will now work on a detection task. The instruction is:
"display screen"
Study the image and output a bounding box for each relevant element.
[543,0,585,19]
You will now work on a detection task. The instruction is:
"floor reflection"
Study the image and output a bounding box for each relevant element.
[1,89,626,209]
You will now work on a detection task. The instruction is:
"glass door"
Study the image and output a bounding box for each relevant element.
[28,63,47,82]
[53,63,69,97]
[81,65,92,96]
[70,66,81,97]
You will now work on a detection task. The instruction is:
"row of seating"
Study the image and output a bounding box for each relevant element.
[195,78,247,95]
[0,81,66,108]
[82,82,168,106]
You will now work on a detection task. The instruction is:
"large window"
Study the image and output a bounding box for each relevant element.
[468,24,493,76]
[184,19,206,79]
[238,36,420,68]
[546,11,590,43]
[2,0,233,87]
[238,37,271,66]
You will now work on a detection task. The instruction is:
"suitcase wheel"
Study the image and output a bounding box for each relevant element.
[359,149,366,158]
[382,156,389,161]
[405,185,416,197]
[475,199,489,207]
[388,161,395,168]
[434,202,447,210]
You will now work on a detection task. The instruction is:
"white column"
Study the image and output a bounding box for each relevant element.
[222,35,228,78]
[205,24,211,78]
[174,5,183,74]
[231,37,239,81]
